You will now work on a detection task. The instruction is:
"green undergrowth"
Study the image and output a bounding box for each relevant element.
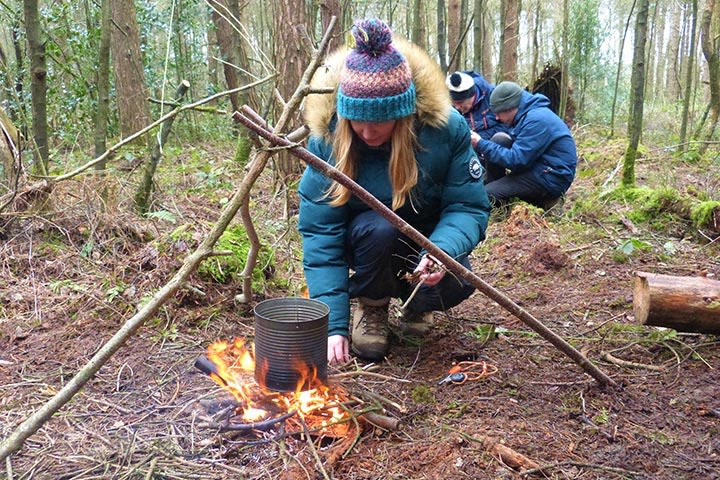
[197,224,274,288]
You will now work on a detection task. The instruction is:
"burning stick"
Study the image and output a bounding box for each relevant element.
[219,410,297,432]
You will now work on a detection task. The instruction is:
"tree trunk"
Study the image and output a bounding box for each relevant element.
[609,0,637,138]
[94,0,112,163]
[473,0,485,72]
[644,0,659,101]
[411,0,427,50]
[211,0,241,112]
[652,0,668,99]
[679,0,699,152]
[634,271,720,334]
[24,0,49,174]
[110,0,150,142]
[448,0,462,72]
[700,0,720,151]
[273,0,311,205]
[622,0,650,187]
[481,2,493,79]
[558,0,569,119]
[0,108,20,189]
[319,0,342,52]
[531,0,541,83]
[206,12,219,95]
[666,1,682,100]
[500,0,519,80]
[135,81,190,214]
[438,0,447,71]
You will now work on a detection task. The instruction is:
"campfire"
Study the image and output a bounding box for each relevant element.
[195,337,351,437]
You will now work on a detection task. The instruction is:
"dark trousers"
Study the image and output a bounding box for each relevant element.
[485,168,558,208]
[483,132,559,208]
[346,210,475,314]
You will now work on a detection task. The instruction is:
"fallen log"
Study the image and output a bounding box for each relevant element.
[633,271,720,334]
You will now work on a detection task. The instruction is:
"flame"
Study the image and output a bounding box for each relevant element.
[204,337,349,432]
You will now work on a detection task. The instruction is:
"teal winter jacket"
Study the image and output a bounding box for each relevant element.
[298,110,490,337]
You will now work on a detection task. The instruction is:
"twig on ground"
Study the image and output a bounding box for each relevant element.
[144,457,158,480]
[521,460,642,477]
[301,420,331,480]
[600,351,665,371]
[330,370,411,383]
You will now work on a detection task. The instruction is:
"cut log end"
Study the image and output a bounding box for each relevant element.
[633,271,720,334]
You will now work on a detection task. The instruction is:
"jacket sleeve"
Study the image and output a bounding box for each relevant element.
[427,113,491,259]
[297,136,351,337]
[478,113,550,172]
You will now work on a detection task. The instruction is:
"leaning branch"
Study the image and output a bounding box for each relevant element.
[0,21,333,463]
[234,107,617,388]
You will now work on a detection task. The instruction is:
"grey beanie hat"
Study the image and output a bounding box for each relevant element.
[490,81,523,112]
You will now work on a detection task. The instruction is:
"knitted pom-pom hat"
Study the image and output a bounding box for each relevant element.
[446,72,476,101]
[337,19,416,122]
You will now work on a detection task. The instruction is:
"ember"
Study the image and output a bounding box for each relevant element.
[196,337,351,435]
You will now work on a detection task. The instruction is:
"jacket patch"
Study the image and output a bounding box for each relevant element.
[469,156,484,180]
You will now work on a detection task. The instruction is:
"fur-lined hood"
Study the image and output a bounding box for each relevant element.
[303,36,452,139]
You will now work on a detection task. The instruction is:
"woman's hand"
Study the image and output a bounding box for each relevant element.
[328,335,350,364]
[414,254,445,286]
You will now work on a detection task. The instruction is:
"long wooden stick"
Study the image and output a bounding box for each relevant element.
[233,108,617,388]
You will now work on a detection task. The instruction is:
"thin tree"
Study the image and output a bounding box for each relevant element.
[24,0,49,173]
[679,0,699,152]
[666,1,683,100]
[652,0,668,99]
[438,0,447,71]
[472,0,485,72]
[94,0,111,164]
[530,0,541,82]
[622,0,650,187]
[699,0,720,151]
[559,0,570,119]
[610,0,637,138]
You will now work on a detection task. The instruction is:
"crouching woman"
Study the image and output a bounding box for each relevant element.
[298,19,490,364]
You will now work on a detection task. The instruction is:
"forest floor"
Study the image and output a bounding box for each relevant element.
[1,130,719,480]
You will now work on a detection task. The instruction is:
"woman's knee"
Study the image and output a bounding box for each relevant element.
[348,210,398,251]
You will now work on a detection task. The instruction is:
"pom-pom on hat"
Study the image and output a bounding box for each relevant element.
[337,19,416,122]
[490,81,523,112]
[446,72,476,101]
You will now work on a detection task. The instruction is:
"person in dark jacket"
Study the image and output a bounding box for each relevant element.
[446,71,509,144]
[299,19,491,364]
[473,81,577,209]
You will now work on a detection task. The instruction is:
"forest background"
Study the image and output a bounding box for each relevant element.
[0,0,719,479]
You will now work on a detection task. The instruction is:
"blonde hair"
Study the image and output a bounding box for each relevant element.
[327,116,418,210]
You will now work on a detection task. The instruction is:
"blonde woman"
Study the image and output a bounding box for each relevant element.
[299,19,491,364]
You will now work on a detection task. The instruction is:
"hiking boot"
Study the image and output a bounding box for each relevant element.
[351,297,390,360]
[538,195,565,213]
[397,308,434,337]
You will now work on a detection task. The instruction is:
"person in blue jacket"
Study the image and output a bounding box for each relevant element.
[298,19,491,364]
[473,81,577,210]
[446,70,509,145]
